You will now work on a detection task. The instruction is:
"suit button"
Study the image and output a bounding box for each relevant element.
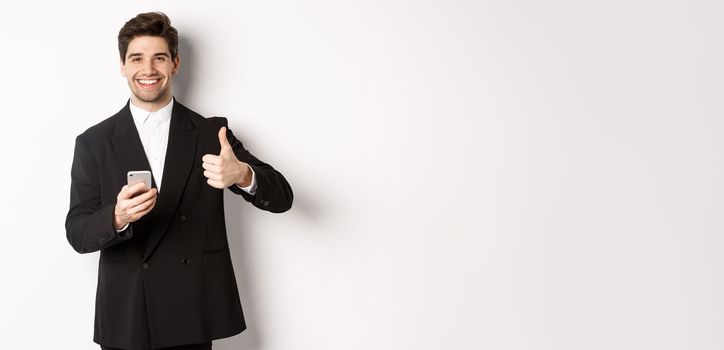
[179,215,187,222]
[182,258,191,265]
[142,262,149,269]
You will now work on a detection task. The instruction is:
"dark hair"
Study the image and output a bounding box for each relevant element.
[118,12,178,63]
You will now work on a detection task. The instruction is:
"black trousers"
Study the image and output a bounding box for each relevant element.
[100,342,211,350]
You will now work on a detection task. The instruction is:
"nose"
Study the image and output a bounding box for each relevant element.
[140,59,156,75]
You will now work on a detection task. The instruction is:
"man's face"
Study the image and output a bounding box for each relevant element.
[121,36,180,109]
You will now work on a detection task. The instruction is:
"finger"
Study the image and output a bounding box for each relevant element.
[202,162,221,173]
[117,201,131,213]
[127,194,157,216]
[134,187,157,203]
[117,184,131,200]
[207,178,225,189]
[128,196,156,215]
[203,170,222,181]
[127,182,149,197]
[129,205,154,222]
[138,201,156,217]
[218,127,231,153]
[136,192,157,209]
[202,154,221,165]
[128,188,157,207]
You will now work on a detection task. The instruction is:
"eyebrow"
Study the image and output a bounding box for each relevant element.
[126,52,171,59]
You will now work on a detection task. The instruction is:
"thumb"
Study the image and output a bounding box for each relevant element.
[218,127,231,153]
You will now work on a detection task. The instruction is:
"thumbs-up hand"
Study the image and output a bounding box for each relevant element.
[202,127,252,189]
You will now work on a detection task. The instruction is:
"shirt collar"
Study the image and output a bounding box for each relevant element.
[129,97,174,126]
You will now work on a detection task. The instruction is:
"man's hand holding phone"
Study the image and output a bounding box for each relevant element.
[114,179,158,231]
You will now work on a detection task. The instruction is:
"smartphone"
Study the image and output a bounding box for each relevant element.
[127,170,152,191]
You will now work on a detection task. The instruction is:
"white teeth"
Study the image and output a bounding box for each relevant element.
[138,79,158,84]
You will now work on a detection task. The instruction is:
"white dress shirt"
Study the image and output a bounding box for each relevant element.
[130,98,173,191]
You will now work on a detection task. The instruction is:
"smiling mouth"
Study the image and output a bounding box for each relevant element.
[136,78,161,88]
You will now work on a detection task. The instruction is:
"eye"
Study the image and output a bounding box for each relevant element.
[130,57,142,63]
[154,56,166,62]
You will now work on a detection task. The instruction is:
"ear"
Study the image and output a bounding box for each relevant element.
[120,59,127,77]
[172,55,181,75]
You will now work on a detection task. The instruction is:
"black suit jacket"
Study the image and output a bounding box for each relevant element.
[66,100,293,350]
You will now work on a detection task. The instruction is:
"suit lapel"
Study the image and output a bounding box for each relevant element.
[111,101,153,183]
[143,100,198,260]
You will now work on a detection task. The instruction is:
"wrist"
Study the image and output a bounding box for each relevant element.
[236,161,252,187]
[113,212,127,231]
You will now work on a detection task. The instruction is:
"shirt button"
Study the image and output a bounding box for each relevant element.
[179,215,187,222]
[182,258,191,265]
[142,263,149,269]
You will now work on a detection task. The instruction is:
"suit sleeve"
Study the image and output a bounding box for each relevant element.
[65,134,133,254]
[220,118,294,213]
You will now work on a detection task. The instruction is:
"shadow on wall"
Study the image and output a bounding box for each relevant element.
[173,35,195,103]
[221,192,261,350]
[175,34,320,350]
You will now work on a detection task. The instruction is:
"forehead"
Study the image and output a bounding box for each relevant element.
[126,36,170,56]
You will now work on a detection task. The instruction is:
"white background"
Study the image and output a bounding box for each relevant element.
[0,1,722,349]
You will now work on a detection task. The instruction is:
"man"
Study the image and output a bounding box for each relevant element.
[66,12,293,350]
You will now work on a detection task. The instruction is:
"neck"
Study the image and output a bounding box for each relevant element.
[130,92,173,112]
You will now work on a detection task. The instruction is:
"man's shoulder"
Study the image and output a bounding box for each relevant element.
[175,101,228,128]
